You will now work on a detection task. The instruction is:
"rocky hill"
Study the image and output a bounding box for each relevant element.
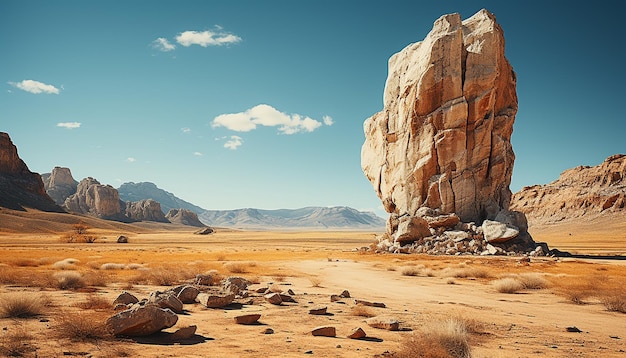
[199,206,385,230]
[0,132,63,212]
[511,154,626,224]
[118,182,205,214]
[42,166,78,205]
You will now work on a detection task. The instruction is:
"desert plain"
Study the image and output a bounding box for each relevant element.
[0,208,625,358]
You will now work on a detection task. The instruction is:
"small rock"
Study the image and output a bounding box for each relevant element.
[308,306,327,315]
[171,325,197,340]
[340,290,350,298]
[304,351,313,355]
[113,291,139,306]
[366,316,400,331]
[116,235,128,243]
[279,293,296,303]
[234,314,261,325]
[255,287,268,294]
[196,293,235,308]
[354,299,386,308]
[194,273,215,286]
[287,288,295,295]
[264,293,283,305]
[262,328,275,334]
[311,326,336,337]
[176,286,200,304]
[347,327,367,339]
[330,295,341,302]
[566,326,582,333]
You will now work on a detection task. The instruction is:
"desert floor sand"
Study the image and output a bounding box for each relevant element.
[1,216,625,357]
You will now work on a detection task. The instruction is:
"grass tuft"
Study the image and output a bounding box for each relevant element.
[52,271,86,290]
[396,318,471,358]
[350,305,376,318]
[0,324,35,357]
[492,277,525,294]
[53,311,112,342]
[0,292,44,318]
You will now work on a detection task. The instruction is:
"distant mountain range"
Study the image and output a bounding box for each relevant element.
[198,206,385,230]
[117,181,385,230]
[117,182,205,214]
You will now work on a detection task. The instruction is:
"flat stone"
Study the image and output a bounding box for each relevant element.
[196,293,235,308]
[234,314,261,325]
[355,299,386,308]
[308,306,327,315]
[311,326,336,337]
[264,293,282,305]
[347,327,367,339]
[366,316,400,331]
[171,325,197,340]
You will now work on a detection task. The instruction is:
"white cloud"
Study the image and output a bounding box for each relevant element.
[323,115,334,126]
[57,122,81,129]
[152,37,176,52]
[9,79,60,94]
[181,127,191,133]
[176,28,241,47]
[212,104,326,134]
[193,151,203,156]
[224,135,243,150]
[126,157,136,163]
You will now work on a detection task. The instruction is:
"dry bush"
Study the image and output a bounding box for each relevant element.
[309,277,322,287]
[396,318,471,358]
[446,278,456,284]
[100,263,127,270]
[0,292,44,318]
[492,277,525,294]
[601,294,626,313]
[130,266,194,286]
[401,266,421,276]
[84,271,109,287]
[52,271,86,290]
[52,258,80,270]
[450,267,491,279]
[126,263,145,270]
[53,311,112,342]
[0,324,35,357]
[223,261,256,274]
[9,258,40,267]
[387,266,397,271]
[350,305,376,318]
[272,275,287,282]
[74,294,112,310]
[515,273,550,290]
[0,267,25,285]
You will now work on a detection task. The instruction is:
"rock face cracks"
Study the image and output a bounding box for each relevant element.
[362,10,535,254]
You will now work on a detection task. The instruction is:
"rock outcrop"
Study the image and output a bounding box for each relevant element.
[512,154,626,224]
[166,208,205,227]
[0,132,63,212]
[361,10,536,254]
[125,199,169,222]
[64,177,128,221]
[42,166,78,205]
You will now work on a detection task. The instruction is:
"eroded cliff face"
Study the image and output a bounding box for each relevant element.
[64,177,127,221]
[362,10,535,254]
[42,167,78,205]
[125,199,168,223]
[0,132,62,212]
[512,154,626,224]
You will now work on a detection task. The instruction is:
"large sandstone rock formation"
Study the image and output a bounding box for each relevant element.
[0,132,63,212]
[42,166,78,205]
[125,199,169,222]
[512,154,626,224]
[64,177,128,221]
[361,10,535,254]
[166,208,205,227]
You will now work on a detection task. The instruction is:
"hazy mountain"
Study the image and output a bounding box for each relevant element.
[198,206,386,230]
[117,182,205,214]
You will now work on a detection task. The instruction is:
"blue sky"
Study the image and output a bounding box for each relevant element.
[1,1,624,217]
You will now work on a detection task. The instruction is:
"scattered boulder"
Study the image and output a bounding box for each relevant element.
[106,304,178,337]
[330,295,342,302]
[262,328,274,334]
[223,276,251,295]
[194,227,214,235]
[355,299,386,308]
[196,293,235,308]
[311,326,336,337]
[171,325,197,340]
[116,235,129,243]
[347,327,367,339]
[234,314,261,325]
[279,293,296,303]
[194,273,217,286]
[113,291,139,306]
[365,316,400,331]
[176,286,200,304]
[308,306,328,315]
[264,293,283,305]
[166,208,205,227]
[148,291,184,314]
[482,220,519,243]
[340,290,351,298]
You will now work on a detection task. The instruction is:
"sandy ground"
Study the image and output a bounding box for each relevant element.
[1,213,626,357]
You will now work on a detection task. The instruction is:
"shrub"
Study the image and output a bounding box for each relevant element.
[492,277,525,294]
[223,261,256,274]
[74,294,112,310]
[516,273,549,290]
[401,266,421,276]
[350,305,376,318]
[601,295,626,313]
[52,258,80,270]
[309,277,322,287]
[52,271,86,290]
[0,292,44,318]
[53,311,112,342]
[100,263,127,270]
[0,324,35,357]
[396,318,471,358]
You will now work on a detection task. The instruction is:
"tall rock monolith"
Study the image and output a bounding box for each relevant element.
[361,9,536,254]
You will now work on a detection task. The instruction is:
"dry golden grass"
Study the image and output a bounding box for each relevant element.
[52,271,86,290]
[53,311,112,342]
[0,324,35,357]
[396,317,471,358]
[223,261,257,274]
[350,305,376,318]
[401,266,421,276]
[73,294,112,310]
[129,265,196,286]
[308,276,323,287]
[0,292,44,318]
[492,277,525,294]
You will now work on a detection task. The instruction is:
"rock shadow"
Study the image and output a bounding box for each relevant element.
[130,333,212,346]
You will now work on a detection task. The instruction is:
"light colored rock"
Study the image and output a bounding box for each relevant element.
[394,216,431,244]
[425,213,460,229]
[311,326,336,337]
[361,9,529,244]
[64,177,126,221]
[106,304,178,337]
[196,293,235,308]
[234,314,261,325]
[113,291,138,306]
[166,208,206,227]
[148,291,184,314]
[171,325,197,340]
[42,166,77,205]
[365,316,400,331]
[223,276,251,295]
[116,235,128,243]
[125,199,168,223]
[482,220,519,243]
[347,327,367,339]
[176,286,200,304]
[444,230,469,242]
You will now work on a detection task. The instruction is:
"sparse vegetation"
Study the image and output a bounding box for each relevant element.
[130,266,195,286]
[53,311,112,342]
[223,261,257,274]
[309,277,323,287]
[601,294,626,313]
[60,222,99,243]
[0,324,35,357]
[516,272,550,290]
[395,318,471,358]
[401,266,421,276]
[0,292,44,318]
[52,271,86,290]
[74,294,112,310]
[52,258,80,270]
[350,305,376,318]
[492,277,525,294]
